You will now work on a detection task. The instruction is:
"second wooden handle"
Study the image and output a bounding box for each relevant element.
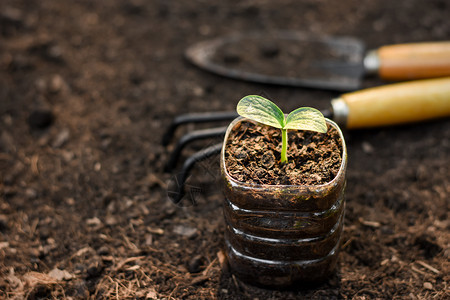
[377,42,450,80]
[339,77,450,129]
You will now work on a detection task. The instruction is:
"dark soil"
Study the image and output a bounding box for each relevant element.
[225,120,342,185]
[0,0,449,299]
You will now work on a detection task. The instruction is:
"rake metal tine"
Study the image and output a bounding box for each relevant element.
[167,142,223,204]
[164,126,227,172]
[162,111,238,146]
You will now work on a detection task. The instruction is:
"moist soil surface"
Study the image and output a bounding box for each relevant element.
[1,0,449,299]
[225,120,343,186]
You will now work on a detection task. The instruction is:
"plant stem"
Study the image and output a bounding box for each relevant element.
[281,128,288,163]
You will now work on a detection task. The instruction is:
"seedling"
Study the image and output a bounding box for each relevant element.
[237,95,327,163]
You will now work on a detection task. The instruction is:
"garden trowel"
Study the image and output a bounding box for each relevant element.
[185,31,450,91]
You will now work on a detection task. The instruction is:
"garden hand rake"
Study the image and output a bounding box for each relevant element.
[163,77,450,204]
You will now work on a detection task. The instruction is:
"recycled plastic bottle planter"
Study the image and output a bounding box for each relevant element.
[220,117,347,288]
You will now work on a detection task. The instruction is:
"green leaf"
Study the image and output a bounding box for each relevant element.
[284,107,327,133]
[237,95,285,129]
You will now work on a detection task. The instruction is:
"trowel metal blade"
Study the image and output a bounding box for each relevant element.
[185,31,365,91]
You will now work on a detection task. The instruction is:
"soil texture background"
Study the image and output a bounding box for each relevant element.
[1,0,449,299]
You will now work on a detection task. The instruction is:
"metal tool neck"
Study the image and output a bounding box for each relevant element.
[363,50,380,75]
[330,98,349,127]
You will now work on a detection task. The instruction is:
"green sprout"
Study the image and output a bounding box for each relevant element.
[236,95,327,164]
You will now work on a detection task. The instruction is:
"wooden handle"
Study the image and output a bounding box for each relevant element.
[377,42,450,80]
[338,77,450,129]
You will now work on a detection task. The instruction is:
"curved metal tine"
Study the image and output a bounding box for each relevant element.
[162,111,238,146]
[167,143,223,205]
[165,126,227,172]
